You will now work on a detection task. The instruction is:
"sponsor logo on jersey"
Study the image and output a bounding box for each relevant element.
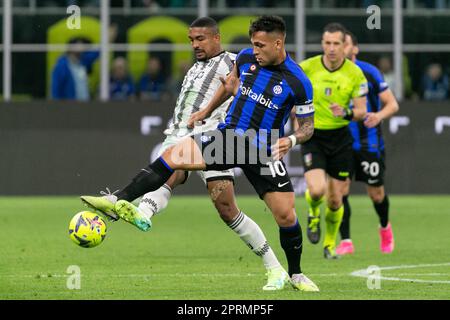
[325,87,332,96]
[240,85,279,110]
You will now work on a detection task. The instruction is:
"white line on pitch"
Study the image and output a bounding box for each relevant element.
[350,262,450,284]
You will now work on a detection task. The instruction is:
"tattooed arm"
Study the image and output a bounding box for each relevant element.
[293,115,314,144]
[271,115,314,161]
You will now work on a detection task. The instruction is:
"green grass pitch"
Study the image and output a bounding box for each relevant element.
[0,195,449,300]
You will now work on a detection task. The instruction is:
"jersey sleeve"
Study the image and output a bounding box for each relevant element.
[371,66,389,94]
[235,48,254,76]
[294,77,314,118]
[352,66,369,98]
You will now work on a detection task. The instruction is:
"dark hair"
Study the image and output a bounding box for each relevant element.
[190,17,219,34]
[249,15,286,37]
[345,30,358,46]
[323,22,347,41]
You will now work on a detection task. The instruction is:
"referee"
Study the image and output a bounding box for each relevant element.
[298,23,368,259]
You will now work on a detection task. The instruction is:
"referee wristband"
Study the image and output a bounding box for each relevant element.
[343,108,354,121]
[288,135,297,147]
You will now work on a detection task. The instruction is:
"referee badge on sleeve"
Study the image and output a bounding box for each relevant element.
[359,82,369,95]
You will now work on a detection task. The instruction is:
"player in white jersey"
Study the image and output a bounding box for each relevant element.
[86,17,291,291]
[148,48,237,210]
[164,50,235,138]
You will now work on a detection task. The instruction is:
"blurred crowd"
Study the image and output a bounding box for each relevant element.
[50,39,450,102]
[51,37,188,102]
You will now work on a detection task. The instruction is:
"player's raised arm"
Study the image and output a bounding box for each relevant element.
[364,88,399,128]
[188,64,239,128]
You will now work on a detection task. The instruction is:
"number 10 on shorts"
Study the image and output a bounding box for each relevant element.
[266,161,287,177]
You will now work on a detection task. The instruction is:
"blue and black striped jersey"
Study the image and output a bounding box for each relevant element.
[350,59,389,153]
[219,48,314,146]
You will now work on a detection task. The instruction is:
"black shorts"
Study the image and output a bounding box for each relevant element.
[192,128,293,199]
[301,127,353,181]
[351,150,385,187]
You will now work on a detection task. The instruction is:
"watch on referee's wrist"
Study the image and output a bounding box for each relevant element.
[343,108,354,121]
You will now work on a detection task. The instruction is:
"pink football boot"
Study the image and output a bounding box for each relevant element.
[379,223,394,253]
[336,239,354,255]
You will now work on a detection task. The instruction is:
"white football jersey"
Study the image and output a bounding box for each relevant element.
[164,51,236,137]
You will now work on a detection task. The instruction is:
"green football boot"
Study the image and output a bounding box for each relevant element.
[80,194,119,221]
[307,214,321,244]
[290,273,320,292]
[115,200,152,232]
[262,266,290,291]
[323,245,340,260]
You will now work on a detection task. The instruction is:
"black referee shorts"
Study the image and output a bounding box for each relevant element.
[301,127,353,181]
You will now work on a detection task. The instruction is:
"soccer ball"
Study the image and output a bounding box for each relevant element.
[69,211,107,248]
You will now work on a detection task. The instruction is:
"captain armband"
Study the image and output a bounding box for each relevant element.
[295,103,314,117]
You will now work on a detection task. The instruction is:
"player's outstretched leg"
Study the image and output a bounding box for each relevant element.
[80,156,174,221]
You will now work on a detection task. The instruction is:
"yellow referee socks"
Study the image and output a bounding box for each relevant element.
[323,206,344,250]
[305,189,324,218]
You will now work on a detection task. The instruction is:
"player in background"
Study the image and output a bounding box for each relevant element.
[335,31,399,255]
[298,23,368,259]
[82,15,319,292]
